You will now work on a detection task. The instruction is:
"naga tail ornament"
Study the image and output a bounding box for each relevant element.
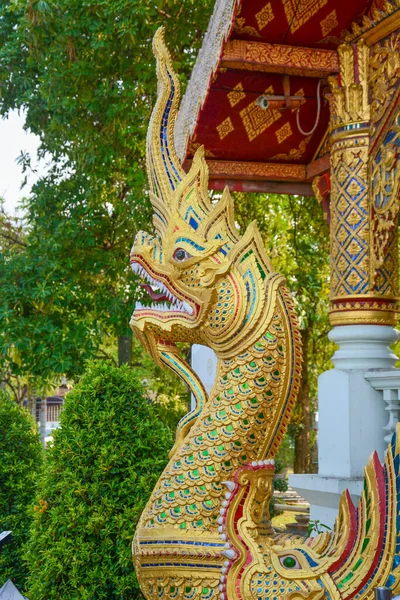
[130,28,303,600]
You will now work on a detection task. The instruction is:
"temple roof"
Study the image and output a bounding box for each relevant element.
[175,0,397,194]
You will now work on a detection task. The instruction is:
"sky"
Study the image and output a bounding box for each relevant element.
[0,110,44,214]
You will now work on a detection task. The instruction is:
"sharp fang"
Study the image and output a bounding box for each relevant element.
[133,264,194,317]
[222,481,235,492]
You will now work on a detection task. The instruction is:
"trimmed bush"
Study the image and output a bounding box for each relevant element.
[25,361,174,599]
[0,391,42,591]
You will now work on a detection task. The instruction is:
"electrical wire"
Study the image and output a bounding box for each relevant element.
[296,79,322,136]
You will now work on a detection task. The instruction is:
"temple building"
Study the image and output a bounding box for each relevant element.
[180,0,400,526]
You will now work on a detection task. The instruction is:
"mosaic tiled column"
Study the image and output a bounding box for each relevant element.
[291,36,400,527]
[328,40,400,327]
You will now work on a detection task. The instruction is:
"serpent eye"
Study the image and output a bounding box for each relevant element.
[279,555,301,570]
[173,248,192,262]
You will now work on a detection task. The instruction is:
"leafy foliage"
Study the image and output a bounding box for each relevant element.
[24,361,174,599]
[0,0,214,385]
[0,391,42,590]
[233,192,332,472]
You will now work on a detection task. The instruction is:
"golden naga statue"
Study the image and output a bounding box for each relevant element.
[131,29,400,600]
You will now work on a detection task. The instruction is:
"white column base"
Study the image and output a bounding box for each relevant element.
[329,325,399,370]
[290,325,400,530]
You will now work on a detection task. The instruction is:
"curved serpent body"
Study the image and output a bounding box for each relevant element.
[130,28,400,600]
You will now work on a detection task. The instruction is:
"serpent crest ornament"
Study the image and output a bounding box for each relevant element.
[131,28,400,600]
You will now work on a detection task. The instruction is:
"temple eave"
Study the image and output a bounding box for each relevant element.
[221,41,339,78]
[183,156,330,195]
[353,8,400,46]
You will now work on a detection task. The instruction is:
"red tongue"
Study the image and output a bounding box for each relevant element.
[140,283,169,302]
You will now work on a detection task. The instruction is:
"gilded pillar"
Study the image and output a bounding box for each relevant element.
[327,39,400,327]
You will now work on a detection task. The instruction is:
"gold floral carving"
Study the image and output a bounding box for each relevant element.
[328,39,400,326]
[367,32,400,298]
[233,17,262,38]
[320,9,338,38]
[227,82,246,108]
[222,40,339,77]
[328,42,371,313]
[343,1,400,46]
[369,112,400,295]
[255,2,274,31]
[275,121,292,144]
[282,0,327,34]
[369,31,400,125]
[186,138,215,158]
[240,86,282,142]
[216,116,234,140]
[328,40,370,127]
[205,160,307,181]
[271,136,311,161]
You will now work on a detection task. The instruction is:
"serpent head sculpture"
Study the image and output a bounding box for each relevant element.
[130,27,301,599]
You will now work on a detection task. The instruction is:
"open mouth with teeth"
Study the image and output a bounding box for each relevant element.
[131,259,195,317]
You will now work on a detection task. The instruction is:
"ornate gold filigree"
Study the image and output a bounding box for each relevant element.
[271,136,311,161]
[275,122,292,144]
[282,0,328,34]
[233,17,262,39]
[200,160,307,181]
[343,0,400,46]
[227,82,246,108]
[328,40,370,127]
[369,111,400,292]
[329,137,370,301]
[216,426,400,600]
[370,31,400,125]
[216,116,235,140]
[255,2,274,31]
[222,39,339,78]
[320,9,338,38]
[327,39,399,326]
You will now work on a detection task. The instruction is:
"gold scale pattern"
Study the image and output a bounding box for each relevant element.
[130,28,301,600]
[142,312,288,531]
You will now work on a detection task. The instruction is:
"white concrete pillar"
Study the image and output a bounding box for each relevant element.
[290,325,400,529]
[190,344,217,410]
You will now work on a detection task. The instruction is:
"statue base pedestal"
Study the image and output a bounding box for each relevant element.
[290,325,399,529]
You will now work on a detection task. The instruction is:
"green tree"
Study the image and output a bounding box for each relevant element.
[24,361,175,599]
[0,0,215,385]
[233,192,332,473]
[0,391,42,590]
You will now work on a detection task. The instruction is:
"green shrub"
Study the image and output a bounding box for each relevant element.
[25,361,174,600]
[0,391,42,591]
[152,393,187,431]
